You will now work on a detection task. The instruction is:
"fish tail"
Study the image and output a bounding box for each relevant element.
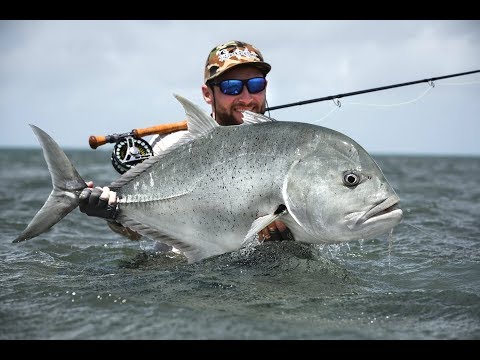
[13,125,88,243]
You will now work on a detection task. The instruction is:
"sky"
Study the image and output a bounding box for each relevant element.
[1,20,479,155]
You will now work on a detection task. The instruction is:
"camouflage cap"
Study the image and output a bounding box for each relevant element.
[204,40,271,83]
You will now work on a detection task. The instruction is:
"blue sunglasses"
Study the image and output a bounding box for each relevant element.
[210,77,267,96]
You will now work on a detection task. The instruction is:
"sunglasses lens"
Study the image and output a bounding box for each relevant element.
[217,77,267,95]
[219,80,243,95]
[246,78,267,94]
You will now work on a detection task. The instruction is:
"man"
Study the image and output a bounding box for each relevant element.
[80,40,293,244]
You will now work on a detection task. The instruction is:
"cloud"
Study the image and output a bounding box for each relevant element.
[1,20,479,155]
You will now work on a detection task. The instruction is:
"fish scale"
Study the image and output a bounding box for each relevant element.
[14,94,403,264]
[115,124,298,259]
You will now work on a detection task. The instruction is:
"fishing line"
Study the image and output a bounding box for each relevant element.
[311,104,341,124]
[309,84,435,126]
[388,228,394,267]
[400,221,445,241]
[343,84,435,107]
[308,74,479,126]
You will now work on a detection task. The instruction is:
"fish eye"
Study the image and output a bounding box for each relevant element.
[343,171,360,187]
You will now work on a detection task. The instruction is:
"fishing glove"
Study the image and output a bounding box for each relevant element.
[78,187,118,220]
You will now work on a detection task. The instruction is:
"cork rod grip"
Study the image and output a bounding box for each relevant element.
[89,135,108,149]
[88,120,188,149]
[133,120,188,137]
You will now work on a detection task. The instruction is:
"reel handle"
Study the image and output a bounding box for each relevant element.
[89,120,188,149]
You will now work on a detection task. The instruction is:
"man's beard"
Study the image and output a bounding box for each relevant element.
[214,102,266,126]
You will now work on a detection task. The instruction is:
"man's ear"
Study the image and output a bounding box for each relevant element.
[202,84,213,105]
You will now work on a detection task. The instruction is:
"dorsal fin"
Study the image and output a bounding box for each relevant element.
[241,110,276,125]
[110,94,219,189]
[174,93,219,136]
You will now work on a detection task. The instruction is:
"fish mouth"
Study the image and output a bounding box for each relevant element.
[359,196,403,225]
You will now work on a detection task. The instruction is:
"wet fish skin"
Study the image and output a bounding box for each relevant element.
[14,94,403,263]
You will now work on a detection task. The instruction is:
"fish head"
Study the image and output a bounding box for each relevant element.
[283,130,403,244]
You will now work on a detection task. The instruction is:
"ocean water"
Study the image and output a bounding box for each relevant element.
[0,148,479,340]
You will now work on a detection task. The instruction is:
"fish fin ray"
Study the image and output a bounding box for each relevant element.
[14,125,86,243]
[29,125,86,190]
[241,111,276,125]
[13,190,79,243]
[242,206,288,246]
[117,214,206,263]
[174,93,219,136]
[111,94,218,189]
[110,137,191,189]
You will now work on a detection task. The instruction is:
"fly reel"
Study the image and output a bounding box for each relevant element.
[111,136,154,174]
[89,121,188,174]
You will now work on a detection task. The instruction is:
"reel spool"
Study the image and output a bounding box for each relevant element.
[111,136,154,174]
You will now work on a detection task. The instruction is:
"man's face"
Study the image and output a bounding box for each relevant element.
[202,65,267,126]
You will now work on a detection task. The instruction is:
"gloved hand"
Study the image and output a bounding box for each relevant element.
[79,185,118,220]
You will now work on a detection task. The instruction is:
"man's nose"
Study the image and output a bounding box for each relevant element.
[237,85,254,100]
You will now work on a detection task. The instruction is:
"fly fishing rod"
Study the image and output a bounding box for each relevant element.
[89,69,479,174]
[265,69,480,111]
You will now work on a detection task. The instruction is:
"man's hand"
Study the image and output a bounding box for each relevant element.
[78,181,118,220]
[258,220,294,242]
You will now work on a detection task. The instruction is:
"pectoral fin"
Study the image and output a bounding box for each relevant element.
[242,204,288,246]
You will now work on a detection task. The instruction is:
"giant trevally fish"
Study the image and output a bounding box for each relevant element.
[14,94,403,263]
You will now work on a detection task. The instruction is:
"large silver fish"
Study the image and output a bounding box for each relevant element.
[14,94,403,263]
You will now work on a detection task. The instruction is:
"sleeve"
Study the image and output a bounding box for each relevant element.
[107,220,142,241]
